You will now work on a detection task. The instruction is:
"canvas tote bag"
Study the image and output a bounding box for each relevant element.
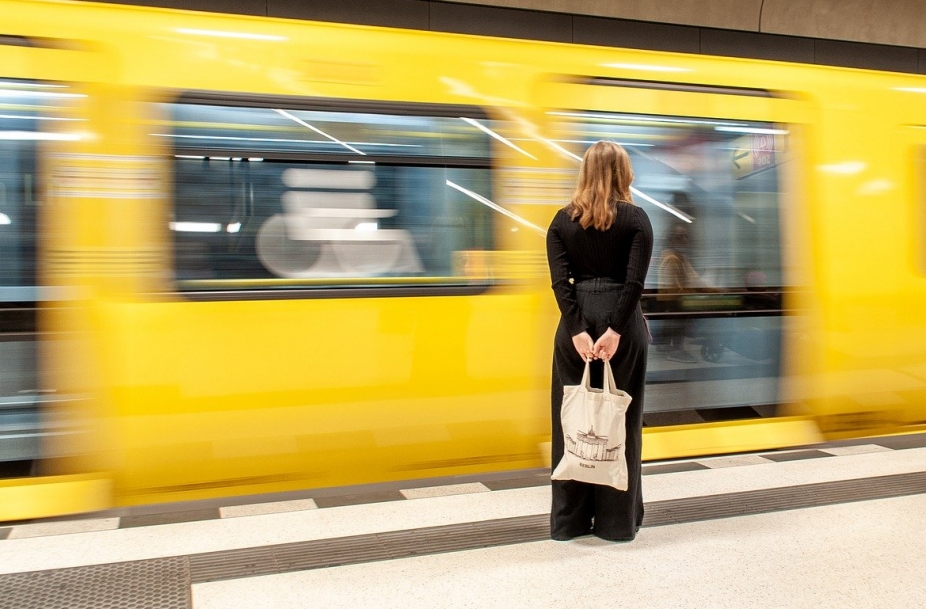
[551,360,632,490]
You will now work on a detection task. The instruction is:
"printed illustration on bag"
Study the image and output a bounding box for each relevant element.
[564,425,623,461]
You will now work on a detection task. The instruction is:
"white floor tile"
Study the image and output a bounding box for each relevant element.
[400,482,490,499]
[643,445,926,502]
[819,444,893,456]
[220,499,318,518]
[8,518,119,539]
[701,454,775,468]
[191,494,926,609]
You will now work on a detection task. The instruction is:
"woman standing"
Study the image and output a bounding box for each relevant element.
[546,141,654,541]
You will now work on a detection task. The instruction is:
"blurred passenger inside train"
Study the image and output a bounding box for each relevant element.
[656,218,701,363]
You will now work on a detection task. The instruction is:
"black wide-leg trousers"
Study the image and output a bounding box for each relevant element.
[550,286,648,541]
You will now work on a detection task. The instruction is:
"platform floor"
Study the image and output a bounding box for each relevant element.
[1,434,925,609]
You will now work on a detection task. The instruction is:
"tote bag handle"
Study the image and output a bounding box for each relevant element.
[579,360,592,390]
[579,359,620,395]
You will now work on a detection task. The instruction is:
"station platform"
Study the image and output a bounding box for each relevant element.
[1,433,925,609]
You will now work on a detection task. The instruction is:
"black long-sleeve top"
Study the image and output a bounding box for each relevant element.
[546,203,654,337]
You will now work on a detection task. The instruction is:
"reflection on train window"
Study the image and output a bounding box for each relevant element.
[549,111,787,291]
[549,110,789,419]
[164,101,495,293]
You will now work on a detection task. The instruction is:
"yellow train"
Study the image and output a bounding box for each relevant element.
[2,0,926,520]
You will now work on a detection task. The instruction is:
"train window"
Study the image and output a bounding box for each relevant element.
[548,110,789,420]
[0,79,44,302]
[162,98,496,296]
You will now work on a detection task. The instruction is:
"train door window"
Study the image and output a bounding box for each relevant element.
[548,110,789,419]
[0,79,45,303]
[161,97,497,296]
[0,78,75,464]
[548,111,786,289]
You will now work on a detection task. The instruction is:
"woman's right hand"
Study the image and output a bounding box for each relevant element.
[572,332,596,361]
[593,328,621,361]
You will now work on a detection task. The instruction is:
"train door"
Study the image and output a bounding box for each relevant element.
[0,35,112,519]
[0,68,44,475]
[538,72,819,458]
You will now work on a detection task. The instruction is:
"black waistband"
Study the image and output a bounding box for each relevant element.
[574,278,624,292]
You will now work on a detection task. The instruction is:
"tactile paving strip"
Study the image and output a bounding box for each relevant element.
[0,557,189,609]
[188,515,550,583]
[189,470,926,583]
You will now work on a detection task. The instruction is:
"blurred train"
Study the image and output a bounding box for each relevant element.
[3,0,926,520]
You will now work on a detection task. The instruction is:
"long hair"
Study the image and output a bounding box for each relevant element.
[566,141,634,230]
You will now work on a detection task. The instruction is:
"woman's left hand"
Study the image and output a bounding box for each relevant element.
[594,328,621,361]
[572,331,596,361]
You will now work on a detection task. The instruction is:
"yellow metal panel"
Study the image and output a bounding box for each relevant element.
[642,417,824,460]
[0,475,112,521]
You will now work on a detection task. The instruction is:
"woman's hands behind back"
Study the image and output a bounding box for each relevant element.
[594,328,621,361]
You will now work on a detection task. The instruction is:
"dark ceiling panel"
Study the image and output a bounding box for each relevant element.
[429,2,572,43]
[267,0,429,30]
[700,28,814,64]
[573,16,700,54]
[814,39,919,73]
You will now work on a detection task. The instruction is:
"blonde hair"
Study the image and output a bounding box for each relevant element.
[566,141,634,230]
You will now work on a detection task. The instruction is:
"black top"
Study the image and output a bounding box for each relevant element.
[546,203,654,337]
